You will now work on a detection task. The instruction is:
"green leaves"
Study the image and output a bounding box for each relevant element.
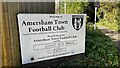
[97,2,120,31]
[60,2,88,14]
[56,25,119,67]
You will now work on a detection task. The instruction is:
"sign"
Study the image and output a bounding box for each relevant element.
[17,14,86,64]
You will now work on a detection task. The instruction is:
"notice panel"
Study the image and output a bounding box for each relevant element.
[17,14,86,64]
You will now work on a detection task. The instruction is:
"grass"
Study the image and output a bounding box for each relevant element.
[97,21,118,31]
[55,24,119,67]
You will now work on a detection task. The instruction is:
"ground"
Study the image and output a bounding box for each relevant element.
[98,26,120,53]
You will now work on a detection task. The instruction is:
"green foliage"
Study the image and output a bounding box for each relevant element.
[85,2,95,22]
[60,2,95,22]
[60,2,88,14]
[56,25,119,67]
[97,2,120,31]
[97,21,118,31]
[58,2,119,67]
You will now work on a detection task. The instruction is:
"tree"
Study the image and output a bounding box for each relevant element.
[60,2,88,14]
[97,2,119,31]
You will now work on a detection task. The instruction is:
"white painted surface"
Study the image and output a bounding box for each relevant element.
[17,14,86,64]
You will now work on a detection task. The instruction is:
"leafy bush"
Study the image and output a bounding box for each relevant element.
[59,2,88,14]
[97,2,120,31]
[56,25,119,67]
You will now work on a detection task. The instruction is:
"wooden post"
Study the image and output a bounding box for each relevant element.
[0,0,2,67]
[1,2,55,67]
[2,2,13,66]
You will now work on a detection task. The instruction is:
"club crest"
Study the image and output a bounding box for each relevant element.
[72,15,83,31]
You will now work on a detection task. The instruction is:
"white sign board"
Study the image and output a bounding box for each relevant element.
[17,14,86,64]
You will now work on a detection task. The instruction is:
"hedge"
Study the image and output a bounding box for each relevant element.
[55,24,119,67]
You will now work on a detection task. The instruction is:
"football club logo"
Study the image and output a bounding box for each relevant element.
[72,15,83,31]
